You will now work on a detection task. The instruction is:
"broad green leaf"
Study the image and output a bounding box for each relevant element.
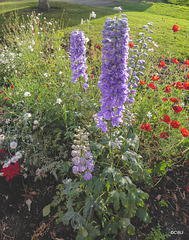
[136,207,151,223]
[42,204,51,217]
[119,192,129,206]
[81,227,88,237]
[107,190,120,210]
[120,218,130,229]
[127,127,140,151]
[127,223,135,235]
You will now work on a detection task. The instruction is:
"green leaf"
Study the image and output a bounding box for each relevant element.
[119,192,129,206]
[42,204,51,217]
[127,223,135,235]
[127,126,140,151]
[120,218,130,229]
[136,207,151,223]
[106,181,110,192]
[107,190,120,210]
[81,227,88,237]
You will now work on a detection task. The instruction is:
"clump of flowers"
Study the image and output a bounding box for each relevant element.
[71,127,94,180]
[70,30,89,89]
[95,16,130,132]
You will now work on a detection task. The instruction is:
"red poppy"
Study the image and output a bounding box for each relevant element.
[171,120,181,129]
[162,55,165,58]
[172,82,176,86]
[183,81,189,90]
[152,76,160,81]
[180,127,189,137]
[149,161,154,166]
[35,95,39,98]
[185,59,189,66]
[140,80,146,85]
[162,98,168,101]
[172,58,180,64]
[96,45,100,49]
[187,73,189,79]
[140,123,151,131]
[173,105,183,113]
[129,43,134,48]
[148,96,151,99]
[172,25,180,32]
[177,82,184,89]
[165,85,171,93]
[90,53,94,55]
[161,115,171,124]
[1,162,20,181]
[148,83,156,90]
[158,60,166,68]
[180,65,185,69]
[160,132,168,138]
[170,98,179,103]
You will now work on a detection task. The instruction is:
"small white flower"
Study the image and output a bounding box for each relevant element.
[139,32,144,35]
[15,151,22,159]
[11,156,19,163]
[56,98,62,104]
[148,48,154,52]
[148,22,153,26]
[28,45,33,52]
[0,128,2,133]
[24,92,31,97]
[44,73,48,77]
[5,119,11,124]
[85,37,89,43]
[59,71,63,75]
[31,40,35,45]
[24,113,32,120]
[91,11,96,18]
[33,120,39,125]
[81,19,83,25]
[113,7,122,11]
[147,112,152,118]
[10,141,17,149]
[154,44,158,48]
[0,134,5,141]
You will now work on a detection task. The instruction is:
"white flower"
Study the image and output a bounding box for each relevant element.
[24,113,32,120]
[28,45,33,52]
[5,119,11,124]
[85,37,89,43]
[154,44,158,48]
[33,120,39,125]
[0,134,5,141]
[81,19,83,25]
[147,112,152,118]
[24,92,31,97]
[31,40,35,45]
[56,98,62,104]
[113,7,122,11]
[148,22,153,26]
[148,48,154,52]
[59,71,63,75]
[10,141,17,149]
[15,151,22,159]
[44,73,48,77]
[0,128,2,133]
[91,11,96,18]
[11,156,19,163]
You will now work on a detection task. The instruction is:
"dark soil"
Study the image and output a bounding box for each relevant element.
[0,164,188,240]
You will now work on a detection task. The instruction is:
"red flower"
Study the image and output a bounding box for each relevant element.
[162,55,165,58]
[162,98,168,101]
[5,98,9,101]
[148,83,156,90]
[187,186,189,192]
[172,82,176,86]
[140,123,151,131]
[2,109,5,114]
[10,85,14,89]
[172,25,180,32]
[96,45,100,49]
[140,80,146,85]
[91,74,94,78]
[129,43,134,48]
[172,58,179,64]
[35,95,39,98]
[183,81,189,90]
[185,59,189,66]
[171,120,181,129]
[170,98,179,103]
[165,85,171,93]
[158,61,166,68]
[180,65,185,69]
[173,105,183,113]
[160,132,168,138]
[1,162,20,181]
[46,83,49,88]
[152,76,160,81]
[177,82,184,89]
[180,127,189,137]
[187,73,189,79]
[90,53,94,55]
[148,96,151,99]
[161,115,171,124]
[149,161,154,166]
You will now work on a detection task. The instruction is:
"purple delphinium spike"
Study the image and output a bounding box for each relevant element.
[95,17,130,132]
[70,30,88,89]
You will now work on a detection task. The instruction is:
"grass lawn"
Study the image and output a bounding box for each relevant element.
[0,1,189,59]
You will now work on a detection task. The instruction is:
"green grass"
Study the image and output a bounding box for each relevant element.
[0,1,189,59]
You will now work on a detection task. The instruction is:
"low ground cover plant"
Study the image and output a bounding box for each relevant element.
[0,6,189,240]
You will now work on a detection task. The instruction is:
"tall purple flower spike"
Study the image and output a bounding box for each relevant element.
[70,30,88,89]
[96,17,130,132]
